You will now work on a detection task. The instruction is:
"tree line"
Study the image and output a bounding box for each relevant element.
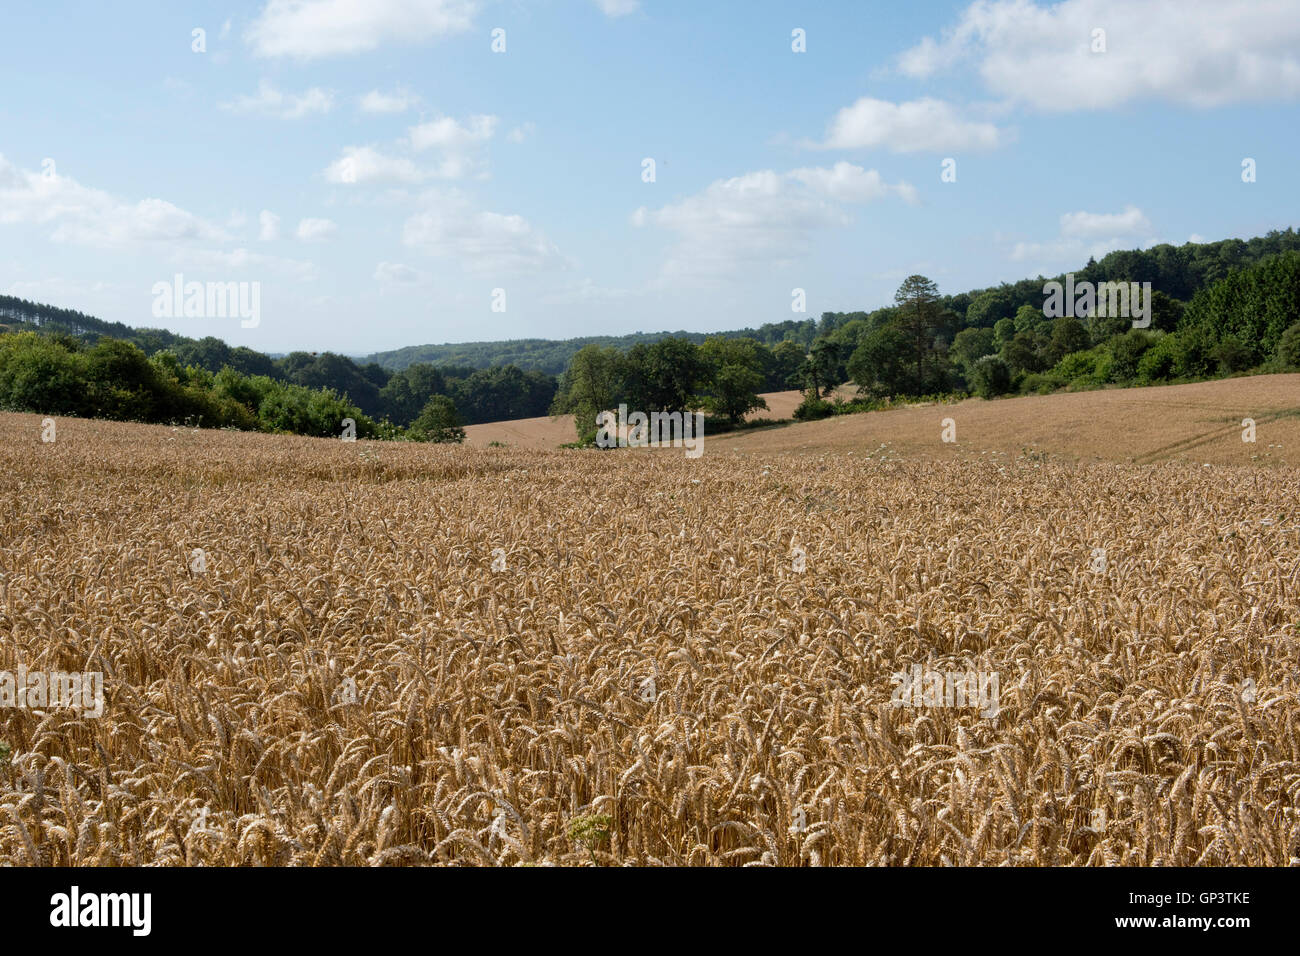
[550,229,1300,440]
[2,227,1297,442]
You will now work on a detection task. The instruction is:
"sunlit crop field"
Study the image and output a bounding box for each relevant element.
[1,411,1297,865]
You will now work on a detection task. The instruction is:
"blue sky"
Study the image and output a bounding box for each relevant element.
[1,0,1297,354]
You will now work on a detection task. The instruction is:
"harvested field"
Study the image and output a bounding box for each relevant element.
[463,386,857,448]
[712,374,1300,465]
[465,376,1300,466]
[0,408,1297,866]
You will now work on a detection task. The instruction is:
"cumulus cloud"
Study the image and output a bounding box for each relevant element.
[593,0,640,16]
[296,217,338,241]
[173,246,319,282]
[374,261,425,283]
[399,114,498,178]
[406,114,497,152]
[358,87,419,113]
[402,191,566,275]
[247,0,477,58]
[540,277,636,305]
[1010,205,1156,265]
[324,146,430,184]
[324,113,499,188]
[787,162,919,203]
[632,162,916,278]
[896,0,1300,110]
[258,210,281,241]
[0,154,228,247]
[220,80,334,118]
[1060,204,1151,238]
[816,97,1004,152]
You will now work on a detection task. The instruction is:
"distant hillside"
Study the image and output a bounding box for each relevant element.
[3,227,1297,428]
[363,229,1300,374]
[362,321,821,375]
[0,296,190,353]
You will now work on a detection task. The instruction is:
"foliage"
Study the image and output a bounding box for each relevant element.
[408,395,466,443]
[968,355,1012,398]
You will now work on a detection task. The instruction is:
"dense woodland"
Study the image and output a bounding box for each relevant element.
[1,229,1297,443]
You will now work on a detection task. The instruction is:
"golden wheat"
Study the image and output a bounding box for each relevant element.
[0,412,1297,866]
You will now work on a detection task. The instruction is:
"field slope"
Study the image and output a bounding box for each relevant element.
[469,375,1300,466]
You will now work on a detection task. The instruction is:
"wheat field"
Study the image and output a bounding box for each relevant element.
[1,410,1297,866]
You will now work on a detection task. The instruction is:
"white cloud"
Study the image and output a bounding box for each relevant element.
[402,191,566,275]
[816,97,1004,152]
[359,87,419,113]
[1060,204,1150,238]
[540,277,636,305]
[173,247,319,282]
[258,210,281,241]
[403,114,498,178]
[897,0,1300,111]
[1009,236,1135,263]
[1009,205,1156,265]
[788,162,920,204]
[296,217,338,241]
[0,154,228,247]
[593,0,640,16]
[220,80,334,119]
[3,277,120,301]
[324,115,497,186]
[633,163,915,278]
[247,0,477,58]
[374,261,425,283]
[324,146,430,184]
[407,114,497,151]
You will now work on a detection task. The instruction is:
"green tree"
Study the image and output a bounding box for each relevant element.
[894,275,942,391]
[1000,331,1044,375]
[968,355,1011,398]
[1013,304,1046,335]
[1045,316,1090,366]
[950,327,996,375]
[847,324,910,397]
[409,394,466,443]
[623,338,708,413]
[705,364,767,424]
[699,337,769,424]
[552,344,626,443]
[769,340,806,389]
[1276,321,1300,368]
[1109,330,1154,381]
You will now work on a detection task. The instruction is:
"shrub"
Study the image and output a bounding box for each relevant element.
[1051,347,1112,389]
[1108,330,1154,383]
[1277,321,1300,369]
[968,355,1011,398]
[793,392,835,420]
[1136,334,1180,383]
[1209,334,1254,374]
[1019,372,1064,396]
[408,394,466,443]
